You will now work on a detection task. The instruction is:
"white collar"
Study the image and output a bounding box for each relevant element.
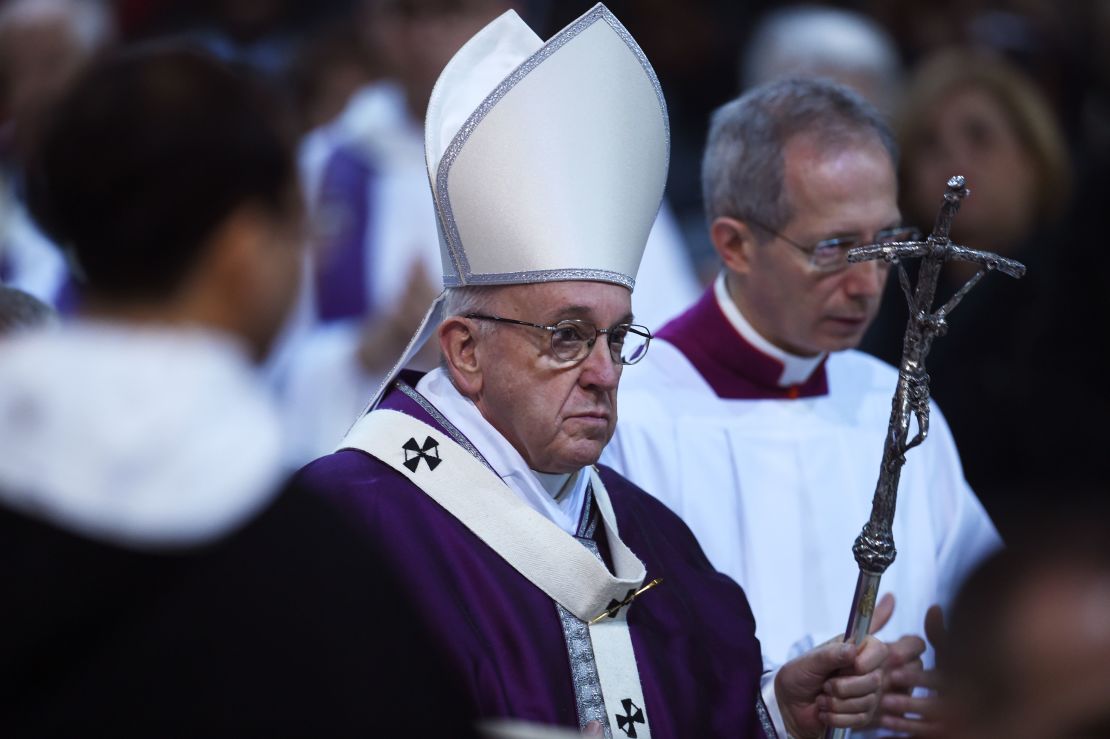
[714,272,827,387]
[0,321,285,549]
[415,367,588,535]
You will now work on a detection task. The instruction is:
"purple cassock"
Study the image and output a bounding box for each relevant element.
[297,373,776,738]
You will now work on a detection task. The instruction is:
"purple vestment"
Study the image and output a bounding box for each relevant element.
[297,375,775,738]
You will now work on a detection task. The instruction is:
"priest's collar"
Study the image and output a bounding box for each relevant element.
[413,367,589,535]
[655,273,829,400]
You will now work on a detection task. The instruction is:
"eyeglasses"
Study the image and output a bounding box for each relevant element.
[464,313,653,365]
[746,218,922,272]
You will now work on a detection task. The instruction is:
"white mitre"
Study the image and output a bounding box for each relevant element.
[426,3,669,288]
[364,3,669,410]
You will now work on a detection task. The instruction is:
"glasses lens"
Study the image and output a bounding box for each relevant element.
[550,321,592,362]
[613,325,651,365]
[810,238,854,271]
[877,227,920,243]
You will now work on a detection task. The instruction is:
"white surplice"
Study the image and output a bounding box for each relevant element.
[603,275,1001,728]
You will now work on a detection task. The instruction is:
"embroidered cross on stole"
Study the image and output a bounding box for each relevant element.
[340,408,654,737]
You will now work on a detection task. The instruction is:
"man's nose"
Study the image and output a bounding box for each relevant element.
[843,258,885,298]
[578,337,621,390]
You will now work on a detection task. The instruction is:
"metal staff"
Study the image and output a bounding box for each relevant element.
[824,176,1025,739]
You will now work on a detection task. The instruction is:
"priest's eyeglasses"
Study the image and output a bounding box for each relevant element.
[464,314,653,365]
[746,219,922,272]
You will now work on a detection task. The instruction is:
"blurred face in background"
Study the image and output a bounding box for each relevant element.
[904,84,1037,252]
[366,0,508,118]
[0,0,110,158]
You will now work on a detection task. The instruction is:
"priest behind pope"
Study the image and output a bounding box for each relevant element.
[602,78,1003,736]
[298,5,887,738]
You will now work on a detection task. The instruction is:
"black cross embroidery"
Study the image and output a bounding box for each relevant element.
[616,698,645,737]
[402,436,441,472]
[599,589,638,621]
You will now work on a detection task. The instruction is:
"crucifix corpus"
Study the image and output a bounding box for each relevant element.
[824,175,1026,739]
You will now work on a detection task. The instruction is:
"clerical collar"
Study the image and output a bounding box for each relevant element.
[655,273,830,400]
[713,273,827,386]
[414,367,588,535]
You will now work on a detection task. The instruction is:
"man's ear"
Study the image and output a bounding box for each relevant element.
[439,316,483,398]
[709,216,760,277]
[173,205,268,338]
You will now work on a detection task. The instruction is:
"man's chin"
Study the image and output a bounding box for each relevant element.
[542,440,607,473]
[817,330,870,354]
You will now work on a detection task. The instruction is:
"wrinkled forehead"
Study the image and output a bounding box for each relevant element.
[490,281,634,322]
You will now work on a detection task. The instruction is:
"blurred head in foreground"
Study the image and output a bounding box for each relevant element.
[25,45,303,360]
[946,524,1110,739]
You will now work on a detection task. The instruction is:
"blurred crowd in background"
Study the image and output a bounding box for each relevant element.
[1,0,1107,541]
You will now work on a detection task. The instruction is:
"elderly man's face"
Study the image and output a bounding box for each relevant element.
[736,134,900,357]
[468,281,629,473]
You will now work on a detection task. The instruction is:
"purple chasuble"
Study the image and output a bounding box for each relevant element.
[296,374,774,738]
[657,286,828,400]
[312,145,376,322]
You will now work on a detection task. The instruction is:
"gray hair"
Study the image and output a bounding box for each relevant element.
[701,77,898,237]
[441,284,505,321]
[0,286,57,335]
[437,284,505,374]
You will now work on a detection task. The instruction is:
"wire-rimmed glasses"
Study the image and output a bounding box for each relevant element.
[746,218,922,272]
[464,313,653,365]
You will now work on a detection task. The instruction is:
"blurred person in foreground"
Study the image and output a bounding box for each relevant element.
[277,0,704,464]
[0,46,473,737]
[603,78,1000,737]
[0,0,114,309]
[861,48,1074,531]
[946,521,1110,739]
[0,284,55,335]
[299,7,887,737]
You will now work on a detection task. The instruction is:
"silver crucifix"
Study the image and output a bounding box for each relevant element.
[824,176,1025,739]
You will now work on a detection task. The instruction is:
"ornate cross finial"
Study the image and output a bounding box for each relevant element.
[846,175,1025,575]
[824,176,1026,739]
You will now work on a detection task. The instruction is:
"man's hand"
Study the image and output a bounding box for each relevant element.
[776,634,887,738]
[876,603,948,737]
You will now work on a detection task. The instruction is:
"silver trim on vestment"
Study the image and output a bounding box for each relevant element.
[433,4,669,287]
[557,483,612,737]
[581,486,599,540]
[756,692,780,739]
[396,380,491,470]
[558,601,611,737]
